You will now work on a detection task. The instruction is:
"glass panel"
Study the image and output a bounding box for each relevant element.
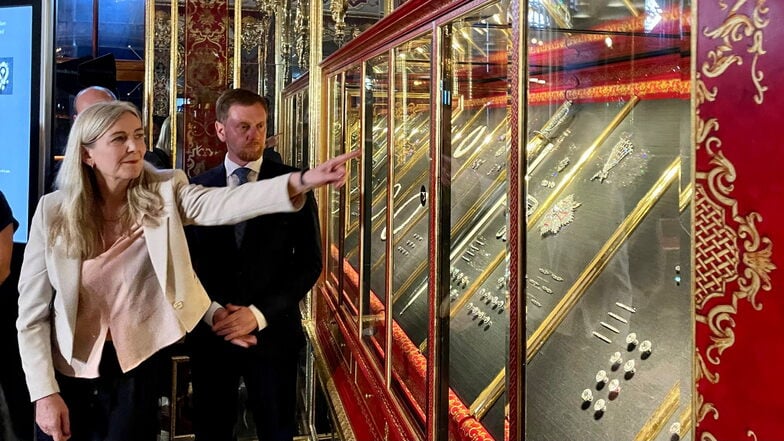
[55,0,96,59]
[343,64,363,314]
[344,66,363,253]
[359,52,390,366]
[442,3,512,440]
[525,1,692,439]
[97,0,145,60]
[387,31,433,417]
[325,73,344,298]
[297,90,310,168]
[282,0,309,83]
[321,1,385,60]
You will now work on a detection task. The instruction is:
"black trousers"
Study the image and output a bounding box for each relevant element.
[188,327,300,441]
[35,343,164,441]
[0,324,34,441]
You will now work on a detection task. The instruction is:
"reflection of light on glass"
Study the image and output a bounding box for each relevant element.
[531,38,538,44]
[605,37,613,48]
[607,0,626,7]
[644,0,663,32]
[529,78,546,85]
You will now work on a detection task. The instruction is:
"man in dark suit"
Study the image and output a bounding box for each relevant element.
[263,133,284,164]
[186,89,322,441]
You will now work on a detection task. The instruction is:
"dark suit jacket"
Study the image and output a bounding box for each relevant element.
[263,147,283,164]
[186,160,322,353]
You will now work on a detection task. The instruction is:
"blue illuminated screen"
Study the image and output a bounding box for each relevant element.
[0,5,33,242]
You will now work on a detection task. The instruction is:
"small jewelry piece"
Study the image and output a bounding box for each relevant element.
[539,194,581,237]
[600,321,620,334]
[625,332,639,347]
[591,133,634,183]
[607,312,628,324]
[592,331,612,344]
[461,255,472,262]
[555,157,570,172]
[551,273,564,282]
[474,236,486,246]
[615,302,637,313]
[609,351,623,367]
[581,389,593,403]
[669,422,681,436]
[479,315,492,326]
[464,249,475,257]
[623,359,636,374]
[593,399,606,413]
[608,379,621,394]
[449,289,459,301]
[469,243,479,251]
[541,286,553,295]
[496,225,507,240]
[527,195,539,217]
[595,370,609,384]
[528,296,542,307]
[528,278,540,287]
[538,267,551,275]
[540,179,555,188]
[639,340,652,355]
[486,163,503,175]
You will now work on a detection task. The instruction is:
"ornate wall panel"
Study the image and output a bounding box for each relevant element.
[182,0,230,176]
[695,1,783,440]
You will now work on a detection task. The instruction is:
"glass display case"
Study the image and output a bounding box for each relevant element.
[309,0,693,440]
[281,73,311,168]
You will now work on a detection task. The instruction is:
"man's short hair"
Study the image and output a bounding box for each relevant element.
[215,88,269,123]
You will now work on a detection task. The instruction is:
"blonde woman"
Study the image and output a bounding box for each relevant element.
[17,101,357,441]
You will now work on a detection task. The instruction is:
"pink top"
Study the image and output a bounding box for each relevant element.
[54,226,185,378]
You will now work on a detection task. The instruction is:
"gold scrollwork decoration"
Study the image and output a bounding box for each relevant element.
[696,392,719,426]
[701,0,770,104]
[695,350,720,385]
[696,150,775,360]
[696,114,721,154]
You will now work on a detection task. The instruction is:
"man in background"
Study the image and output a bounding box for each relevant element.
[73,86,171,169]
[186,88,322,441]
[73,85,116,115]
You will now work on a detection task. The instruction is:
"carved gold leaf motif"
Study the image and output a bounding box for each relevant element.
[695,1,773,437]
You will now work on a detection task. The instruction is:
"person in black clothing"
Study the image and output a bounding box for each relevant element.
[0,191,33,441]
[263,133,284,164]
[186,89,322,441]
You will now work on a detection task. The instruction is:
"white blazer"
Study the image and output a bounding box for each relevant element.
[17,169,303,401]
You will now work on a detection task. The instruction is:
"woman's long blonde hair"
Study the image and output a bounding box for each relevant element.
[51,101,165,259]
